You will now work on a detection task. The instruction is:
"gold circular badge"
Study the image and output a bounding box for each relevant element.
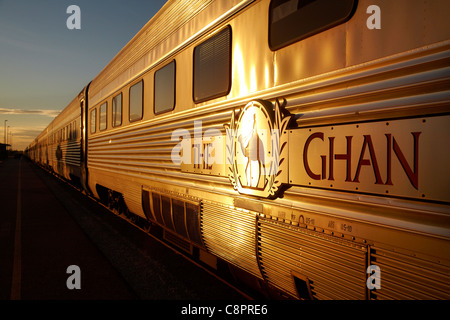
[226,99,291,198]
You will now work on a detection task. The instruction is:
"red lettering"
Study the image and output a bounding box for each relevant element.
[353,135,383,184]
[393,132,420,190]
[385,134,393,185]
[328,137,335,180]
[321,155,326,180]
[333,136,352,182]
[300,130,420,190]
[303,132,323,180]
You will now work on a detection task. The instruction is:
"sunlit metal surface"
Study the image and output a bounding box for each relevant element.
[26,0,450,300]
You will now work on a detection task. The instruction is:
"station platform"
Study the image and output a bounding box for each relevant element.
[0,158,246,300]
[0,157,137,300]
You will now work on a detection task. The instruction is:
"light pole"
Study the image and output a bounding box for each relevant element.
[3,120,7,144]
[7,127,12,151]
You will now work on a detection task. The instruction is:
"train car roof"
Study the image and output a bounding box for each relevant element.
[88,0,244,107]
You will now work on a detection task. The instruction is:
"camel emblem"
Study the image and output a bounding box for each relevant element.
[225,100,291,198]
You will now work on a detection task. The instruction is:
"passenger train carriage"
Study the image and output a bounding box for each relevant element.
[26,0,450,300]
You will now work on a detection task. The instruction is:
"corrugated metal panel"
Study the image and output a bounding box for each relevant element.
[123,183,143,217]
[201,200,262,279]
[143,187,204,248]
[87,108,231,187]
[370,247,450,300]
[283,42,450,127]
[88,124,178,176]
[258,218,367,299]
[61,141,81,167]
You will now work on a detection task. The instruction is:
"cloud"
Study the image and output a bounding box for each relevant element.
[0,107,60,117]
[9,127,44,139]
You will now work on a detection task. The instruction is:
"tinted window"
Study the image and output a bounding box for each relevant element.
[193,26,231,103]
[269,0,357,50]
[90,109,96,134]
[129,80,143,122]
[112,93,122,127]
[154,60,176,114]
[99,102,107,131]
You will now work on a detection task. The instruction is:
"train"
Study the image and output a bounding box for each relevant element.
[26,0,450,300]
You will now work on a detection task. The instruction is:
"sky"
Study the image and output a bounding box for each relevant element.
[0,0,167,151]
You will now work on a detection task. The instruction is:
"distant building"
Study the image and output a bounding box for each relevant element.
[0,143,10,160]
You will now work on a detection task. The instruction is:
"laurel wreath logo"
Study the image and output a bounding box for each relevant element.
[225,99,291,198]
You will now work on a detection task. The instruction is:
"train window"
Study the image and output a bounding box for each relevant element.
[193,26,231,103]
[129,80,143,122]
[154,60,176,114]
[268,0,357,50]
[112,93,122,127]
[99,102,107,131]
[90,109,96,133]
